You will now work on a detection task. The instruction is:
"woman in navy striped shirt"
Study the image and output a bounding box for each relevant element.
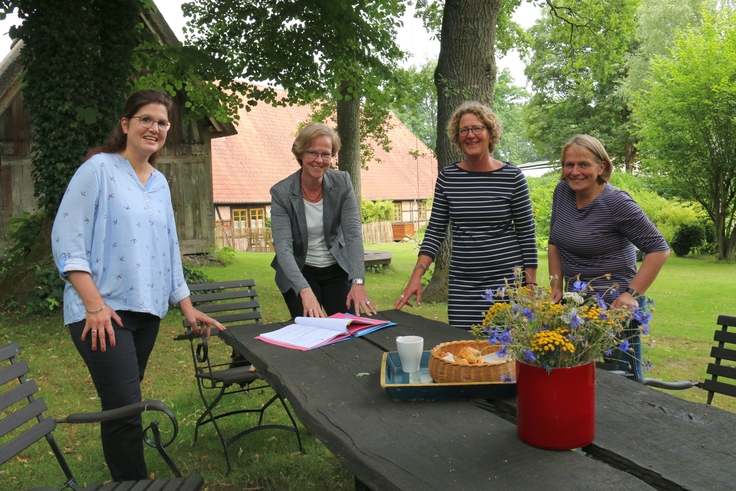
[394,101,538,328]
[548,134,670,377]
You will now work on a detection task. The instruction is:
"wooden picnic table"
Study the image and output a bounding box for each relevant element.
[220,310,736,490]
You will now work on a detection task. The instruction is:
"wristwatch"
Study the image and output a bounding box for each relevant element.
[351,278,365,285]
[625,287,640,297]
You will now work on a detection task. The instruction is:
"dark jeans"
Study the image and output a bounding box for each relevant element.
[282,263,354,319]
[69,310,160,482]
[603,296,647,380]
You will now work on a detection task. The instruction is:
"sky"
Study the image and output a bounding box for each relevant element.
[0,1,540,86]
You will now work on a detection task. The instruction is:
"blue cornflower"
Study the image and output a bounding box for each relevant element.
[487,328,500,344]
[499,329,514,345]
[611,289,621,300]
[572,280,588,293]
[501,372,516,383]
[498,345,509,357]
[522,349,536,362]
[568,311,582,328]
[481,289,495,303]
[619,339,630,353]
[522,307,535,322]
[595,293,606,309]
[643,359,653,372]
[604,348,613,356]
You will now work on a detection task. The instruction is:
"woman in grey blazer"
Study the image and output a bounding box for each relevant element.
[270,124,377,319]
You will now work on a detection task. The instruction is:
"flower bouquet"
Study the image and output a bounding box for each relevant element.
[471,267,654,449]
[471,268,653,374]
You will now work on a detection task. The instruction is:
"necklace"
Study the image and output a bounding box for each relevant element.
[301,185,323,202]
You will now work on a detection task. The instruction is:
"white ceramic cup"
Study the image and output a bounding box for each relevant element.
[396,335,424,373]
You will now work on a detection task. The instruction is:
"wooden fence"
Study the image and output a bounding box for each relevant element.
[214,220,399,252]
[215,223,273,252]
[361,221,394,244]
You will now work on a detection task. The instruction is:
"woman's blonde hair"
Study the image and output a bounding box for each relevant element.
[446,101,503,154]
[291,123,341,165]
[560,134,612,184]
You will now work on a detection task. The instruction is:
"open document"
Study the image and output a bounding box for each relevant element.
[256,313,395,351]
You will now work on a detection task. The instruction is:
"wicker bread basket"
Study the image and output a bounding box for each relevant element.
[428,340,515,383]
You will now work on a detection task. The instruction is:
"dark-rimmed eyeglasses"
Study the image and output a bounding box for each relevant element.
[459,126,487,137]
[305,150,333,161]
[130,116,171,131]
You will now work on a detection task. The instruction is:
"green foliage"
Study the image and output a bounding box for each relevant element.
[213,246,236,265]
[390,61,438,151]
[182,264,211,285]
[632,7,736,260]
[623,0,711,101]
[362,199,395,223]
[671,224,706,257]
[13,0,142,216]
[523,0,639,167]
[1,212,45,269]
[0,212,64,316]
[23,261,65,316]
[493,69,541,164]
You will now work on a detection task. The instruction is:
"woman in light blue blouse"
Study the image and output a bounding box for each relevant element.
[51,90,223,482]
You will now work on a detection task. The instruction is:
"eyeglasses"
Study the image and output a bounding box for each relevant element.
[305,150,333,161]
[130,116,171,131]
[459,126,487,137]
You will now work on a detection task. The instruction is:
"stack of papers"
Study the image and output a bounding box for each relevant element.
[256,313,395,351]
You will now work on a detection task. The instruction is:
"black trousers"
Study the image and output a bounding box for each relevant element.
[282,263,355,319]
[69,311,160,482]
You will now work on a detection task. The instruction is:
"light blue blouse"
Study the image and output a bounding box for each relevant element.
[51,152,190,325]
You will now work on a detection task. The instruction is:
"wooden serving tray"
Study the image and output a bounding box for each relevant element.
[380,351,516,401]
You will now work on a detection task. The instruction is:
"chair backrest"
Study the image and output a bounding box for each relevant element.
[184,279,263,329]
[702,315,736,405]
[0,342,79,488]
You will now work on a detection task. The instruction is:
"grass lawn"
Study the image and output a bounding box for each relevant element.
[2,241,735,490]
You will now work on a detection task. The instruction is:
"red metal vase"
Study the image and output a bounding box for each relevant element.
[515,360,596,450]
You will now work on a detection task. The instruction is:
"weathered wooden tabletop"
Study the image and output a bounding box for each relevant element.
[221,310,735,490]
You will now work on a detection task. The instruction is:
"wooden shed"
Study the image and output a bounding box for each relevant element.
[0,6,236,255]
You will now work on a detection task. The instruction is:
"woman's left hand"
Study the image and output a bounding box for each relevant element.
[180,297,225,335]
[612,292,639,310]
[347,284,377,316]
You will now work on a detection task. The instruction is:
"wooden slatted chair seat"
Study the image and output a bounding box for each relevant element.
[175,279,302,475]
[0,343,203,491]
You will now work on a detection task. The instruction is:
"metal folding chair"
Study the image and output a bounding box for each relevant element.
[175,279,302,475]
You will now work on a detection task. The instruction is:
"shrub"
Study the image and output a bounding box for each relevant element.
[362,199,395,223]
[0,212,64,316]
[671,224,705,257]
[183,264,211,285]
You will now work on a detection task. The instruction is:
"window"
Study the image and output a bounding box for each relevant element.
[394,201,403,222]
[249,208,265,228]
[232,209,247,229]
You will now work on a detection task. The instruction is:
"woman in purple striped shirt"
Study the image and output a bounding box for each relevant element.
[548,135,670,378]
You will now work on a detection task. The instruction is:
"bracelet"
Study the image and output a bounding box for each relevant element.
[527,282,537,286]
[86,303,107,314]
[625,288,640,297]
[414,264,428,271]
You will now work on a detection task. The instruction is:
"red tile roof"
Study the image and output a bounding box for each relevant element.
[212,88,438,204]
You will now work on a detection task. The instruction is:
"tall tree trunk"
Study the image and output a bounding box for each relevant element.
[336,81,362,209]
[423,0,502,303]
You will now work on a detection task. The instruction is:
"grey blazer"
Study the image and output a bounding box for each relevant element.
[270,169,365,294]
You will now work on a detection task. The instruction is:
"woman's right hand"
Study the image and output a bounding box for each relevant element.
[81,305,123,352]
[394,276,423,309]
[299,287,325,317]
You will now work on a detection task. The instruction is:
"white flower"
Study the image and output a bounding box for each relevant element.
[563,291,585,305]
